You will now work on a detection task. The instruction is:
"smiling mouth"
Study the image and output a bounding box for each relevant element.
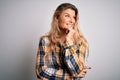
[66,23,73,27]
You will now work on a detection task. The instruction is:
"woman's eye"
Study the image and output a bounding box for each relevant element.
[65,15,69,17]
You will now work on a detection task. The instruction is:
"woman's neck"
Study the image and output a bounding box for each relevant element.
[59,29,66,44]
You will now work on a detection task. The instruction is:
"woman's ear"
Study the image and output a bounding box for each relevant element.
[55,17,59,23]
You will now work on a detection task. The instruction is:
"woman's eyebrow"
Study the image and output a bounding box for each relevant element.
[64,13,75,17]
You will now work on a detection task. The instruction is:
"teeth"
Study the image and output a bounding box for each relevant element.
[66,23,73,27]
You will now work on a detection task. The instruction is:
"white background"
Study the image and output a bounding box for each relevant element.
[0,0,120,80]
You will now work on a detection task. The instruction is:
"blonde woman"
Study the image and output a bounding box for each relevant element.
[36,3,91,80]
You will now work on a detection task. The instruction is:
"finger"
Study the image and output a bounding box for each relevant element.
[66,30,69,34]
[88,66,91,69]
[84,66,91,69]
[82,69,87,74]
[79,73,86,78]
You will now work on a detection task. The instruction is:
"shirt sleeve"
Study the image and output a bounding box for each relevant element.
[62,40,86,77]
[35,37,72,79]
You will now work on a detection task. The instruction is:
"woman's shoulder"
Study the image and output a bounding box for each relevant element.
[39,35,50,45]
[40,35,49,41]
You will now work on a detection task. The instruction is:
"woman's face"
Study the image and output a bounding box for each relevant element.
[58,9,76,30]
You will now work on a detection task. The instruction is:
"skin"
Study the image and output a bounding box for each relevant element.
[57,9,91,78]
[58,9,75,43]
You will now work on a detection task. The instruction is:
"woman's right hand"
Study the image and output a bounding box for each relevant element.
[76,66,91,78]
[66,26,75,41]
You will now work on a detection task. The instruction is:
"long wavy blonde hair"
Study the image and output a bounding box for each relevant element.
[45,3,89,57]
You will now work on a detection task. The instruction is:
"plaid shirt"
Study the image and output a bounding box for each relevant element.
[36,36,86,80]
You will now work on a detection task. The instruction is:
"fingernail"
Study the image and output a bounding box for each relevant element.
[88,67,91,69]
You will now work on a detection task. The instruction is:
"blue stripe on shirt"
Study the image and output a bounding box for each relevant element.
[52,52,59,70]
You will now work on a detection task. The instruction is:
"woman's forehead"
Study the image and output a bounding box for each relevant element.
[60,9,75,15]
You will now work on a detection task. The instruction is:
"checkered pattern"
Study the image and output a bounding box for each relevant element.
[36,36,86,80]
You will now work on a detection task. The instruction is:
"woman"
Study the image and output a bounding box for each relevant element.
[36,3,91,80]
